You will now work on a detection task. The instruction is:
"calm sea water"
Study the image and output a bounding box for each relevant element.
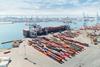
[0,21,99,49]
[0,23,26,49]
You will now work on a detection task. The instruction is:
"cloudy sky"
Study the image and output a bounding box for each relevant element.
[0,0,100,16]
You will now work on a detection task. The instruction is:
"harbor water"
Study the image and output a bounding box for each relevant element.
[0,23,26,49]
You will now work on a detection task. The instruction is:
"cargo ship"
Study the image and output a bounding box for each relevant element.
[23,24,70,38]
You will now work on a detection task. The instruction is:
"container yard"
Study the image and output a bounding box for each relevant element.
[27,34,88,64]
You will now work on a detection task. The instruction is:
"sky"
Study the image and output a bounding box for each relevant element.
[0,0,100,16]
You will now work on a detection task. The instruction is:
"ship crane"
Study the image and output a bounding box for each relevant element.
[63,17,72,33]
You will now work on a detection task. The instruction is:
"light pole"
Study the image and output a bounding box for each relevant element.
[24,45,27,59]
